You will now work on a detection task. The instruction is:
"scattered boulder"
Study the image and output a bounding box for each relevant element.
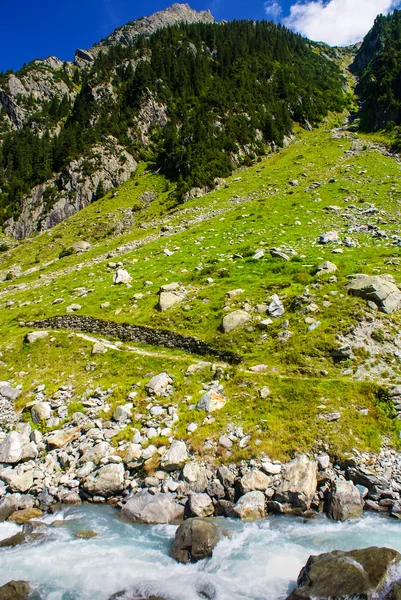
[326,479,363,522]
[0,581,31,600]
[121,490,184,524]
[66,303,82,313]
[318,231,339,244]
[170,518,222,564]
[113,403,133,423]
[114,269,132,284]
[197,390,226,412]
[287,547,401,600]
[316,261,337,275]
[82,463,125,497]
[160,441,188,471]
[270,248,290,261]
[92,342,107,355]
[346,274,401,313]
[268,294,285,317]
[275,455,317,510]
[158,291,185,312]
[145,372,172,396]
[221,310,251,333]
[73,241,91,253]
[31,402,52,423]
[231,490,266,521]
[24,331,48,344]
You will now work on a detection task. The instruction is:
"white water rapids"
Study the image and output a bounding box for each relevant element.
[0,506,401,600]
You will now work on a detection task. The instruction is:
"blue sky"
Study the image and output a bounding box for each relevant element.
[1,0,400,72]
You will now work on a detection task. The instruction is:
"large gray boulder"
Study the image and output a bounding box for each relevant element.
[239,470,271,494]
[121,490,184,524]
[221,310,251,333]
[24,331,48,344]
[170,518,222,564]
[0,432,23,464]
[82,463,124,497]
[287,547,401,600]
[0,467,33,493]
[275,455,317,510]
[158,291,184,312]
[188,493,214,518]
[145,372,173,396]
[160,441,188,471]
[327,479,363,522]
[346,274,401,314]
[231,491,266,521]
[197,390,226,412]
[182,462,209,493]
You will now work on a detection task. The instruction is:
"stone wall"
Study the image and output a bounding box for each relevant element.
[30,315,242,365]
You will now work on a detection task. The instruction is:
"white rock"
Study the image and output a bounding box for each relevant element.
[160,440,188,471]
[197,391,226,412]
[114,269,132,284]
[221,310,251,333]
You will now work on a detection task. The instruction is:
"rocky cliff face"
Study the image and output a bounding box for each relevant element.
[4,137,137,239]
[0,58,76,130]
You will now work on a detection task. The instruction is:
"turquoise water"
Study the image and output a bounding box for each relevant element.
[0,506,401,600]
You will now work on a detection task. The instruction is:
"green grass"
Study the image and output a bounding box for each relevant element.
[1,115,401,460]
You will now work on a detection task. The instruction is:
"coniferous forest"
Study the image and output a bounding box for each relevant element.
[0,20,348,223]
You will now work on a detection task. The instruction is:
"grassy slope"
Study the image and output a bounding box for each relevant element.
[1,114,401,461]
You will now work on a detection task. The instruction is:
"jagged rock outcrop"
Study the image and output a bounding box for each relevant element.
[4,137,137,239]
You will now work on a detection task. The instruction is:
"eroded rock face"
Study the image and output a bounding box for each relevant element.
[4,137,137,239]
[121,490,184,524]
[170,518,222,564]
[346,274,401,314]
[287,547,401,600]
[275,455,317,510]
[327,479,363,522]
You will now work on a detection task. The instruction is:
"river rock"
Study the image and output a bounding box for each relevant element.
[197,390,226,412]
[0,494,35,522]
[385,581,401,600]
[188,493,214,518]
[0,581,31,600]
[287,547,401,600]
[182,462,209,493]
[0,467,33,493]
[24,331,48,343]
[160,441,188,471]
[170,518,222,564]
[82,463,125,497]
[275,455,317,510]
[0,431,23,464]
[7,508,43,524]
[121,490,184,524]
[239,469,271,494]
[114,269,132,284]
[232,490,266,521]
[327,479,363,522]
[47,426,81,449]
[346,274,401,314]
[221,310,251,333]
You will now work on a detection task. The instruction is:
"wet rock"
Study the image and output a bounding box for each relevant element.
[0,581,31,600]
[0,494,35,522]
[188,493,214,518]
[221,310,251,333]
[197,390,226,412]
[231,491,266,521]
[346,274,401,314]
[121,490,184,524]
[0,532,44,548]
[171,518,222,564]
[327,479,363,522]
[7,508,43,524]
[160,441,188,471]
[287,547,401,600]
[385,581,401,600]
[75,529,98,539]
[82,463,125,497]
[275,455,317,510]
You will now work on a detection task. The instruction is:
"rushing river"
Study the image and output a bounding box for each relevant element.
[1,506,401,600]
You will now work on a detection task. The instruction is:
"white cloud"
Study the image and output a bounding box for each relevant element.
[264,1,283,20]
[283,0,401,46]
